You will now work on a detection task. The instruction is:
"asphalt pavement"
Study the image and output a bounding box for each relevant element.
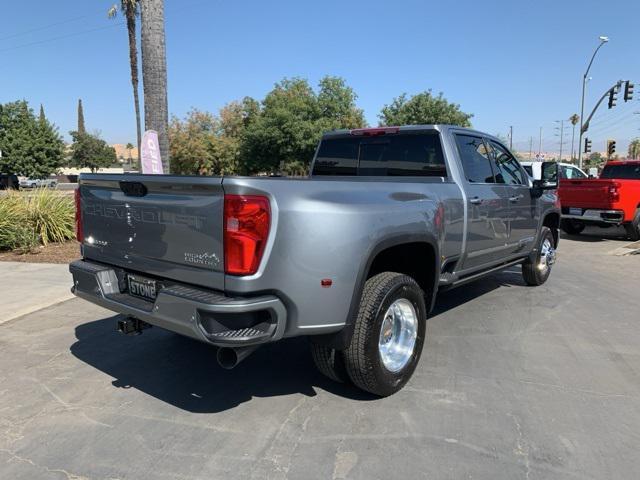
[1,226,639,479]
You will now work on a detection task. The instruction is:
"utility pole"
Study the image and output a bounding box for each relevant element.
[529,137,533,159]
[509,126,513,150]
[555,120,565,162]
[538,127,543,157]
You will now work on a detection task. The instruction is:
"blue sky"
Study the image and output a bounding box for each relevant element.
[2,0,639,156]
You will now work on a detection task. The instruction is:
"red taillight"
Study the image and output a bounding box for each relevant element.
[224,194,270,276]
[608,182,621,202]
[74,188,83,243]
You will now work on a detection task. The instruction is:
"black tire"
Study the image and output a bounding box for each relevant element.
[624,209,640,241]
[522,227,555,286]
[343,272,427,397]
[310,341,349,383]
[560,219,585,235]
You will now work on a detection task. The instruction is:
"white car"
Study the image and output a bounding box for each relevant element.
[19,177,58,189]
[520,161,588,183]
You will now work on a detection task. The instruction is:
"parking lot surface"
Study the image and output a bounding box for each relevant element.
[1,227,639,479]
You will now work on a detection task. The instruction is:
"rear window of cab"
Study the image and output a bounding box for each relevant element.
[312,132,446,177]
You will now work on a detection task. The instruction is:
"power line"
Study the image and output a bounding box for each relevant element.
[0,0,210,54]
[587,109,638,136]
[0,22,124,53]
[0,15,91,42]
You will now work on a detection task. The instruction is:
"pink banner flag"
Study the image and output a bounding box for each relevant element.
[140,130,163,174]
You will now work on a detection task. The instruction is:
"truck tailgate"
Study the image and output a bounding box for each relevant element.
[79,174,225,290]
[560,179,614,208]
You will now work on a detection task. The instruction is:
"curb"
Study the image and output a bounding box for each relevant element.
[0,294,75,326]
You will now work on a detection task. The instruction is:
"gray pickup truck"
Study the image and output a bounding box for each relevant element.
[70,125,560,396]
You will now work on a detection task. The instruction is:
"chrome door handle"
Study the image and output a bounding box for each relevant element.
[509,195,522,203]
[469,197,483,205]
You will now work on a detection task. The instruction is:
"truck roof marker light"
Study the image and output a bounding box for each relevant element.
[350,127,400,136]
[321,279,333,288]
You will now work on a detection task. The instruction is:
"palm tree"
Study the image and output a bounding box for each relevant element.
[140,0,170,172]
[569,114,579,162]
[108,1,142,161]
[628,138,640,160]
[126,142,134,167]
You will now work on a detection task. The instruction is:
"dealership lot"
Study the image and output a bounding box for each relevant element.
[1,228,639,480]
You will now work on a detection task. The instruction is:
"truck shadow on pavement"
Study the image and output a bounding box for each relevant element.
[69,269,526,412]
[560,225,630,243]
[431,268,524,317]
[70,317,375,412]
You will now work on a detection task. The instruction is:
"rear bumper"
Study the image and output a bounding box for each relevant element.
[562,208,625,224]
[69,259,287,347]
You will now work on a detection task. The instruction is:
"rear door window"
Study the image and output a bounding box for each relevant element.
[454,134,495,183]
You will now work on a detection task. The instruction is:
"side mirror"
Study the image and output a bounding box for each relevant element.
[531,178,557,198]
[540,162,559,189]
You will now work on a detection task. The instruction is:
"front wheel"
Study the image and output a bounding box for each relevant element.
[522,227,556,286]
[560,219,585,235]
[343,272,427,397]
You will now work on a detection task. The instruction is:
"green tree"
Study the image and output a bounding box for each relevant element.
[39,104,46,126]
[69,131,117,172]
[0,100,64,178]
[584,152,603,169]
[379,90,472,127]
[241,76,366,174]
[169,99,259,176]
[628,138,640,160]
[169,109,219,175]
[108,0,142,158]
[77,99,86,134]
[140,0,170,172]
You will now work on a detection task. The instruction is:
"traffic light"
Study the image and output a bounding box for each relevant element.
[584,137,592,154]
[607,139,616,157]
[608,87,618,109]
[624,81,634,102]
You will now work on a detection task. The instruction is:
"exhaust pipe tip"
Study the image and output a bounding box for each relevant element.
[216,345,260,369]
[217,347,240,369]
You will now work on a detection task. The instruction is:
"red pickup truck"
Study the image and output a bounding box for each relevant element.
[560,160,640,240]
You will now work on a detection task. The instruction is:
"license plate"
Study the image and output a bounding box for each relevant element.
[127,275,158,301]
[569,208,582,216]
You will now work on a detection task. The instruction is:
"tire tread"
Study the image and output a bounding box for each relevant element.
[344,272,421,395]
[310,342,347,383]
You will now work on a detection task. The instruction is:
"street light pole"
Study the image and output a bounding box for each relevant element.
[578,35,609,170]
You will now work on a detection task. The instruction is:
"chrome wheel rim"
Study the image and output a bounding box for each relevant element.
[538,238,556,273]
[378,298,418,373]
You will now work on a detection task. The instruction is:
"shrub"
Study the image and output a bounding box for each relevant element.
[0,188,75,252]
[24,188,75,245]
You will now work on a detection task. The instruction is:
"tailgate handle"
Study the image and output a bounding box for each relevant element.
[119,181,147,197]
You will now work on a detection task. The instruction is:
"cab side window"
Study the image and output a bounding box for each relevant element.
[454,134,495,183]
[561,165,587,179]
[489,141,525,185]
